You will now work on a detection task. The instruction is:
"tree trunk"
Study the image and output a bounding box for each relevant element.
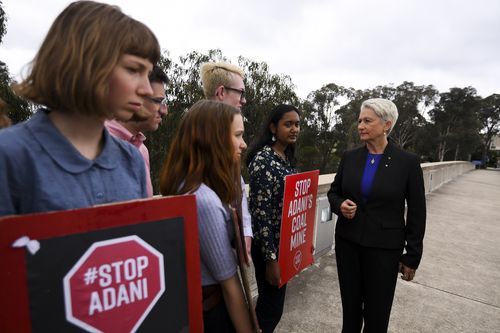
[438,141,447,162]
[454,144,460,160]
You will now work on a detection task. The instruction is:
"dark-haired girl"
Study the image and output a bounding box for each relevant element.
[246,104,301,333]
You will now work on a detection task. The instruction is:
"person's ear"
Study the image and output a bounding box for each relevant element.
[269,123,277,134]
[384,120,392,133]
[215,85,224,99]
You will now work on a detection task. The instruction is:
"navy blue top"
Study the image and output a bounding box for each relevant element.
[248,145,296,261]
[0,109,148,216]
[361,153,383,201]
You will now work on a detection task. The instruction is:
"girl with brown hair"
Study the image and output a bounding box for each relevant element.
[0,1,160,216]
[160,100,253,332]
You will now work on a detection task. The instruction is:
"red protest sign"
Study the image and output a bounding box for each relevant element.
[64,236,165,333]
[0,196,202,333]
[278,170,319,287]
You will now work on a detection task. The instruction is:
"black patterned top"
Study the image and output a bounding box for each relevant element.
[248,145,297,261]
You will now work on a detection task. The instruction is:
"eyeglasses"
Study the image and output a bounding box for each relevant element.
[223,86,246,101]
[146,96,168,110]
[146,96,167,106]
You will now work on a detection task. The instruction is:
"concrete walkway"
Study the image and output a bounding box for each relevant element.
[275,169,500,332]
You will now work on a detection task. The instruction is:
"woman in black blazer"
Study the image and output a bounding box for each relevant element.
[328,98,426,333]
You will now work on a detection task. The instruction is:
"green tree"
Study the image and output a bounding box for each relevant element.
[334,88,373,155]
[371,82,438,150]
[0,61,34,123]
[0,1,6,44]
[0,1,34,124]
[302,83,354,173]
[429,87,481,161]
[413,122,440,162]
[238,56,299,144]
[477,94,500,166]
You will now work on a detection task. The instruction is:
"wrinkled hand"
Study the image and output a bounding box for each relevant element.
[265,260,281,286]
[244,236,252,265]
[399,262,416,281]
[340,199,357,219]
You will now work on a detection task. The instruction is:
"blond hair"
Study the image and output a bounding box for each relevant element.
[200,62,245,99]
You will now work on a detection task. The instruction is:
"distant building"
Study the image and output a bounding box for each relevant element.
[490,135,500,152]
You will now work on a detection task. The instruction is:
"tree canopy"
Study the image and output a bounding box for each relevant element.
[0,2,34,124]
[0,4,497,188]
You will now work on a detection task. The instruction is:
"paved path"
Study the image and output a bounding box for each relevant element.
[275,169,500,332]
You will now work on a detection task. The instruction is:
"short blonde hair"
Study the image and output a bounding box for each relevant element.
[200,62,245,99]
[361,98,399,134]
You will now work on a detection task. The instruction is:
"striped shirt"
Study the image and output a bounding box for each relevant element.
[193,184,237,286]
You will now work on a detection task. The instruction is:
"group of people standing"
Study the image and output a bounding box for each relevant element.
[161,62,302,332]
[0,1,426,333]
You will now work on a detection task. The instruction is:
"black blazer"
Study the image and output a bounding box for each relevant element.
[327,141,426,269]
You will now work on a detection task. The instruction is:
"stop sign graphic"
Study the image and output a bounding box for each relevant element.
[63,235,165,333]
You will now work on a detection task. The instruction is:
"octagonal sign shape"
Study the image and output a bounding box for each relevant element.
[63,235,165,333]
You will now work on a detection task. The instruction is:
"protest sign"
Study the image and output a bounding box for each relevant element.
[0,196,202,333]
[278,170,319,287]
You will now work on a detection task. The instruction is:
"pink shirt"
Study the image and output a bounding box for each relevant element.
[105,120,153,197]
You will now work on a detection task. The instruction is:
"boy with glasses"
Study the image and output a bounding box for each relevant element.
[106,65,168,197]
[200,62,247,110]
[200,61,253,262]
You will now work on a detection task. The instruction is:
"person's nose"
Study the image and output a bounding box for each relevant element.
[241,139,247,150]
[138,76,154,97]
[159,104,168,116]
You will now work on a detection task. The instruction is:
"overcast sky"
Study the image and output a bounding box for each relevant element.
[1,0,499,99]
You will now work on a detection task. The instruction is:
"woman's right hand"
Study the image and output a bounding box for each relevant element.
[265,260,281,286]
[340,199,357,219]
